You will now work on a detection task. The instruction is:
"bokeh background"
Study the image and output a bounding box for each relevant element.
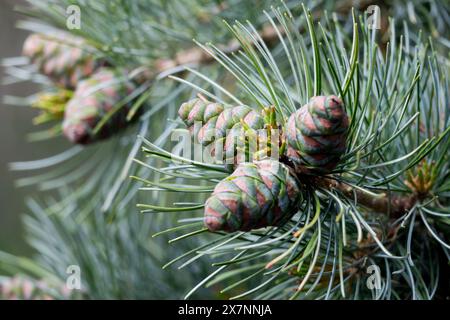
[0,0,62,256]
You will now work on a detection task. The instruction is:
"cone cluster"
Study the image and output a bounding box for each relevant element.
[177,95,349,232]
[23,33,140,144]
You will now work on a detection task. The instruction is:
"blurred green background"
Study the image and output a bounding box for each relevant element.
[0,0,63,256]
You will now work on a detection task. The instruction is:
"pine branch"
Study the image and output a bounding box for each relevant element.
[148,0,379,78]
[4,0,449,300]
[314,176,417,218]
[132,3,450,300]
[148,24,280,78]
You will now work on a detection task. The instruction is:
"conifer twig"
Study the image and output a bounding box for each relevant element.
[151,24,280,74]
[147,0,379,78]
[316,177,417,218]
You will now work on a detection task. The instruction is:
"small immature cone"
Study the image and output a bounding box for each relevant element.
[178,98,265,164]
[286,95,349,173]
[23,33,101,89]
[204,159,302,232]
[0,276,71,300]
[62,67,138,144]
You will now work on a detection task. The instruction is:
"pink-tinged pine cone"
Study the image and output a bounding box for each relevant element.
[0,276,73,300]
[23,33,102,89]
[62,68,139,145]
[204,159,302,232]
[178,98,266,165]
[286,95,349,173]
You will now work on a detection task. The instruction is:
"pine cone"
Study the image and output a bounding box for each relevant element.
[0,276,71,300]
[62,67,139,144]
[286,95,349,173]
[23,33,102,89]
[204,159,302,232]
[178,98,267,164]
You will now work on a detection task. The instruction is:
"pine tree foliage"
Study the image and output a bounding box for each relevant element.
[0,0,449,300]
[22,199,215,299]
[133,6,450,299]
[2,0,283,299]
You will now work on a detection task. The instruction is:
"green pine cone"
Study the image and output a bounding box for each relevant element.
[178,98,266,164]
[286,95,349,173]
[23,33,102,89]
[204,159,302,232]
[0,276,70,300]
[62,67,139,144]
